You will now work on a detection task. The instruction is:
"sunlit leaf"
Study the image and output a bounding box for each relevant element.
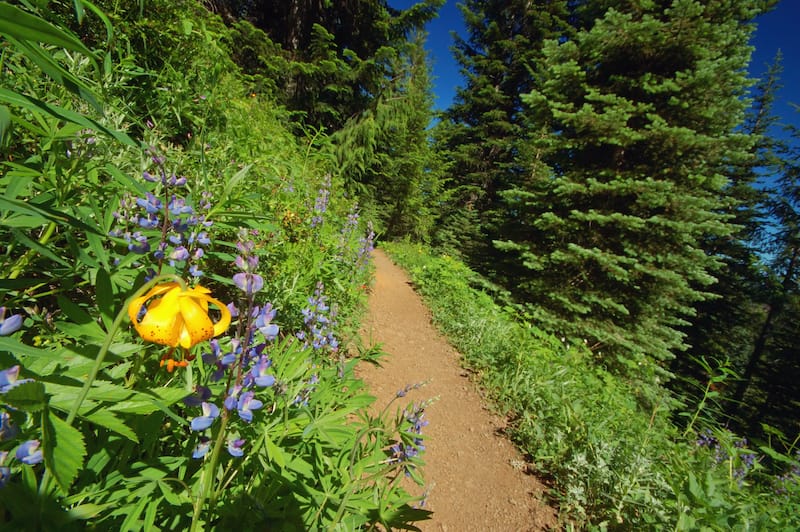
[2,381,48,412]
[0,3,96,58]
[42,409,87,492]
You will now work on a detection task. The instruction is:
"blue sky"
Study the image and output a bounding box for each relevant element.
[391,0,799,137]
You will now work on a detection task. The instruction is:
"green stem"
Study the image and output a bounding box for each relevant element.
[190,412,230,532]
[8,221,58,280]
[40,274,184,497]
[65,273,184,425]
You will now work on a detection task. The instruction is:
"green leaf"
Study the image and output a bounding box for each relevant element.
[42,409,87,493]
[0,105,10,145]
[67,503,116,520]
[82,408,137,442]
[2,381,48,412]
[264,430,287,469]
[0,3,96,59]
[0,87,137,147]
[7,36,102,113]
[95,268,114,329]
[0,336,67,364]
[11,228,71,268]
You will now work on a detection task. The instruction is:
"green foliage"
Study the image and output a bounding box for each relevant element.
[384,241,800,529]
[0,2,430,529]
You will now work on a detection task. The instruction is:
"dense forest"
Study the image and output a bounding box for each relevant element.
[1,0,798,529]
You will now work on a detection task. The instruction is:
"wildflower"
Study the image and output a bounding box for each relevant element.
[0,412,19,442]
[16,440,43,465]
[232,272,264,295]
[227,438,245,457]
[235,391,263,423]
[254,304,279,340]
[182,386,212,407]
[190,402,220,432]
[192,437,211,459]
[249,355,276,387]
[128,282,231,349]
[0,451,9,488]
[0,308,23,336]
[0,366,28,393]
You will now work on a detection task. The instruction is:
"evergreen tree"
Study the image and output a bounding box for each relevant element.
[216,0,442,131]
[435,0,570,263]
[494,1,771,372]
[678,55,783,388]
[333,33,443,240]
[734,111,800,421]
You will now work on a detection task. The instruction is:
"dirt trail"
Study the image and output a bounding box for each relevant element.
[357,249,558,531]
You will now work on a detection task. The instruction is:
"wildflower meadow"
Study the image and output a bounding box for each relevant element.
[0,3,428,529]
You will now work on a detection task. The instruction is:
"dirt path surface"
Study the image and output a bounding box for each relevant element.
[357,250,558,531]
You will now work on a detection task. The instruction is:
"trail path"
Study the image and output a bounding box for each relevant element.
[357,250,558,531]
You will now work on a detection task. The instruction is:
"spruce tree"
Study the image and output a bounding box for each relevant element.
[678,54,783,382]
[435,0,570,263]
[333,33,443,240]
[495,1,771,371]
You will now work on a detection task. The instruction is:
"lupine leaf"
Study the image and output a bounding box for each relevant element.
[0,3,96,58]
[2,381,48,412]
[82,408,138,442]
[0,105,10,145]
[0,88,137,146]
[42,409,87,492]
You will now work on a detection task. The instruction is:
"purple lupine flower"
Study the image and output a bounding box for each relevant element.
[310,175,331,229]
[168,196,194,216]
[127,232,150,254]
[0,412,19,442]
[696,429,716,448]
[190,402,219,432]
[249,355,275,388]
[0,451,9,488]
[232,273,264,295]
[227,438,245,457]
[16,440,43,465]
[236,391,263,423]
[137,215,159,229]
[136,193,163,214]
[0,366,23,393]
[255,304,279,341]
[192,437,211,459]
[223,385,242,412]
[189,264,204,278]
[0,308,23,336]
[170,246,190,262]
[183,386,212,408]
[195,232,211,246]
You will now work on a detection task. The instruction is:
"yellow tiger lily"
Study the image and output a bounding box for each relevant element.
[128,282,231,349]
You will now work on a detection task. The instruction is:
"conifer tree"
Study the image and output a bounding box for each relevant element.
[494,1,771,370]
[333,33,443,240]
[734,112,800,414]
[435,0,570,262]
[679,54,783,380]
